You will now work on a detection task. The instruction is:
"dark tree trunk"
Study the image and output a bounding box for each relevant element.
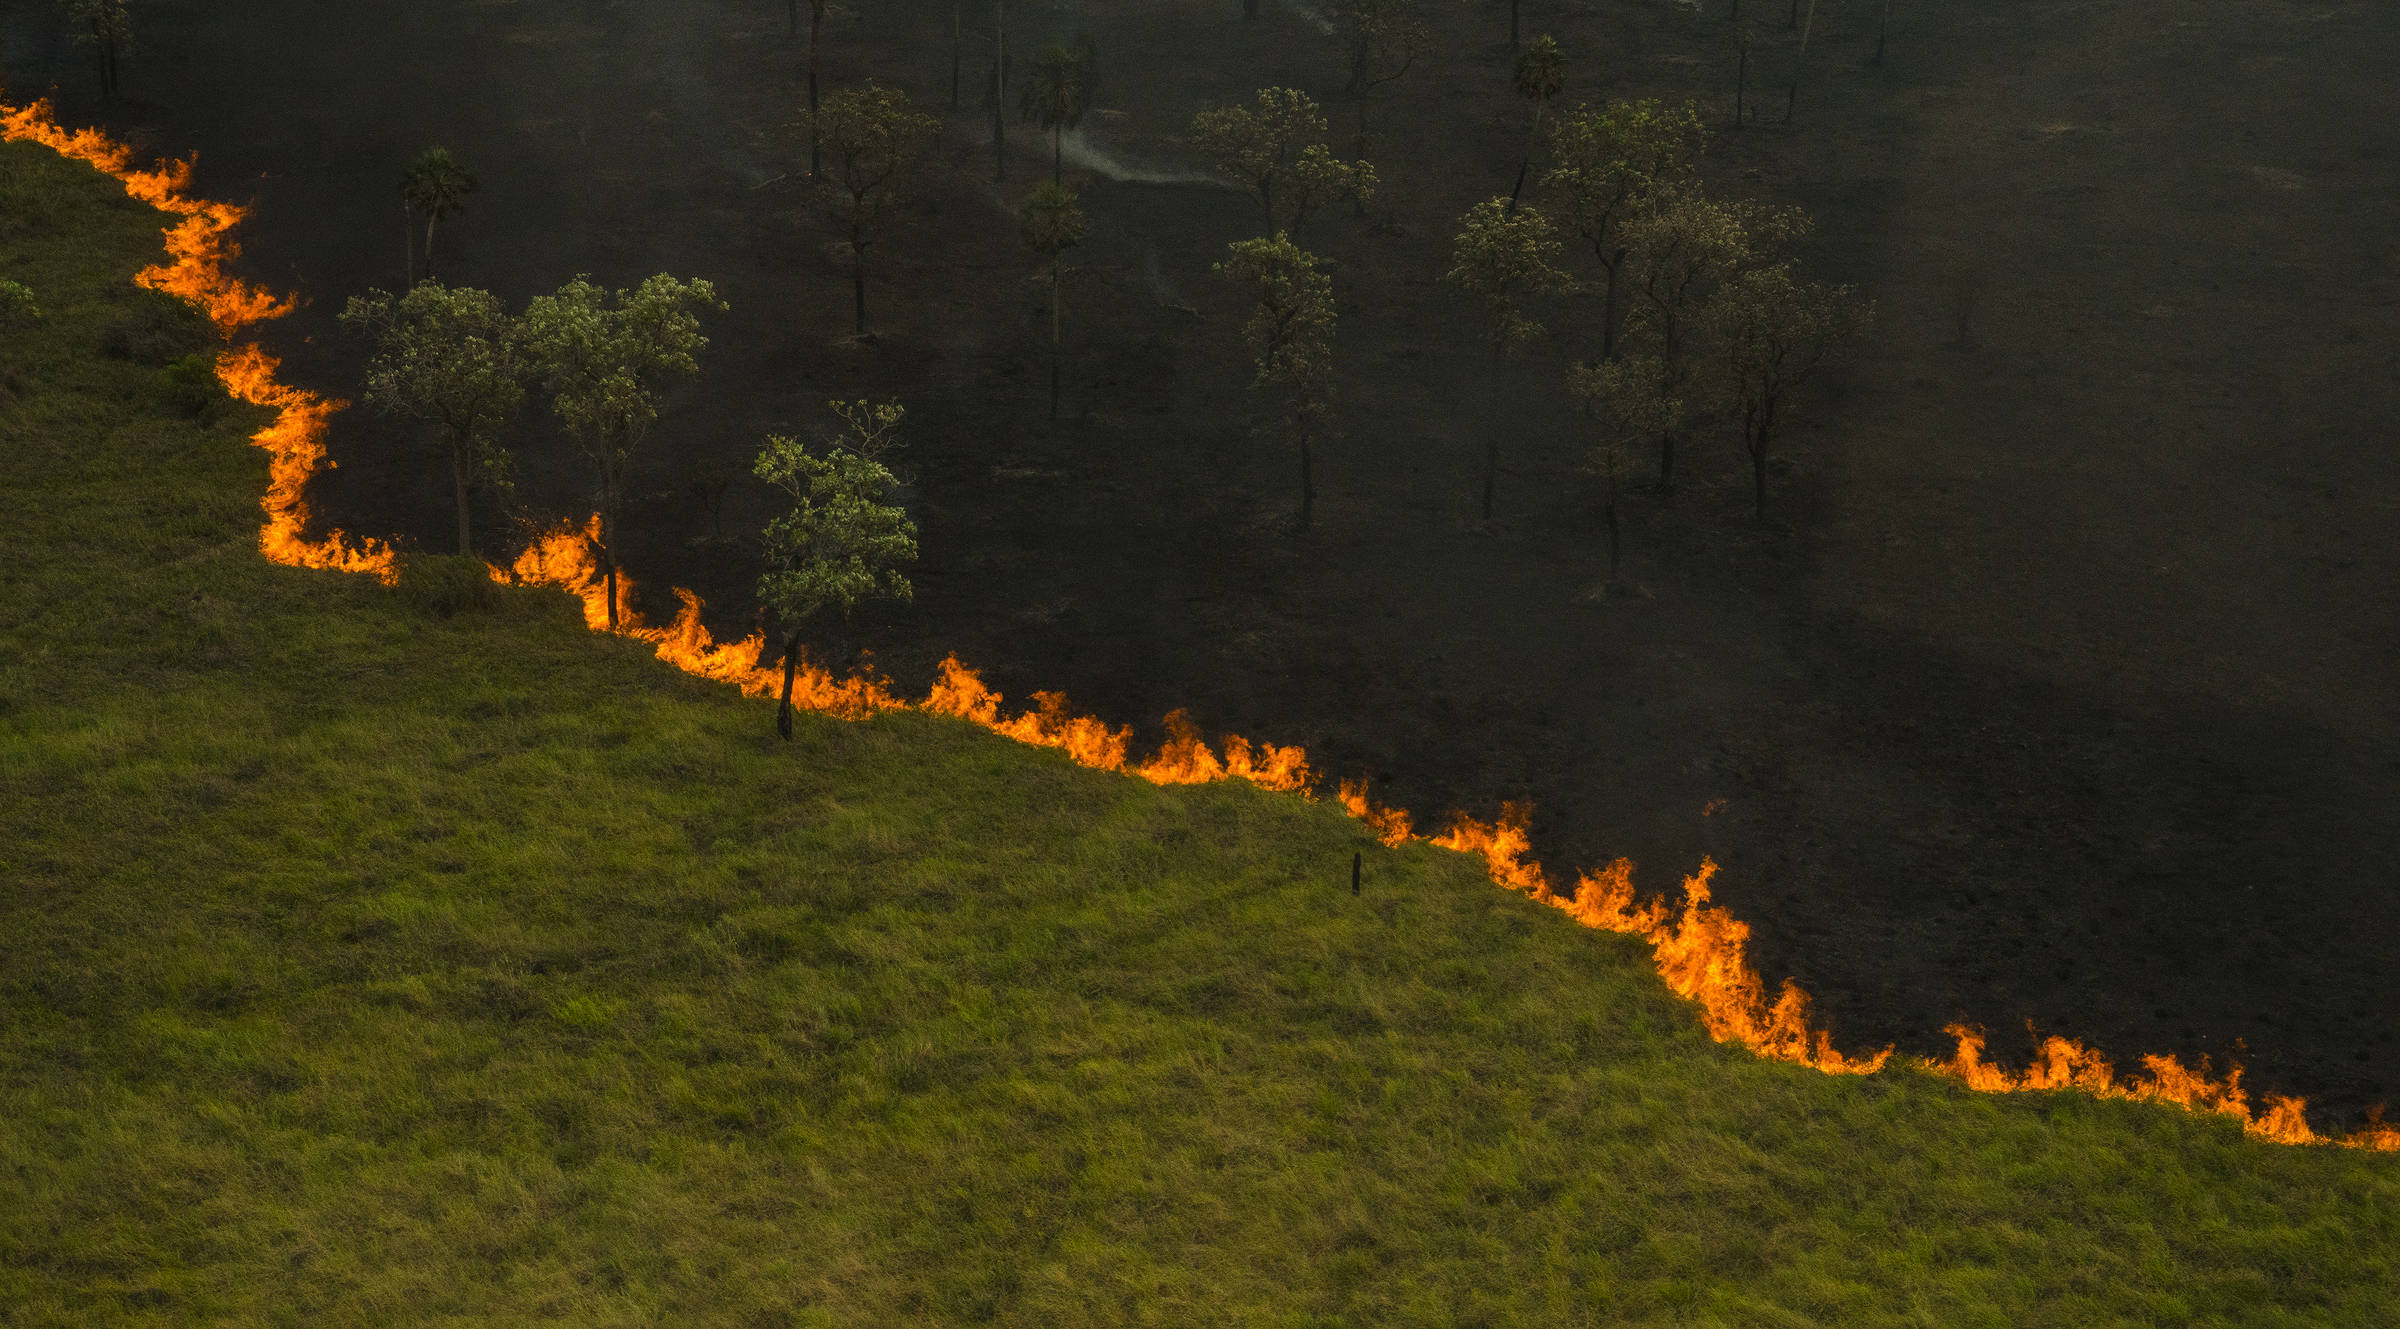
[951,3,963,108]
[423,217,440,277]
[852,246,868,334]
[1875,0,1891,64]
[1787,0,1798,27]
[600,530,620,630]
[1789,0,1817,120]
[1258,176,1275,231]
[1752,394,1778,518]
[1734,44,1748,129]
[992,0,1007,183]
[1508,104,1543,210]
[777,630,803,739]
[1597,251,1622,359]
[450,444,474,557]
[808,21,822,181]
[403,203,414,286]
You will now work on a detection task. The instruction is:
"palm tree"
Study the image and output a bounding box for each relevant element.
[1508,36,1564,210]
[1019,183,1084,420]
[1018,39,1096,183]
[400,148,478,281]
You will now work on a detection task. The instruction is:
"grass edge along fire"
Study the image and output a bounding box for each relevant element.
[11,97,2390,1154]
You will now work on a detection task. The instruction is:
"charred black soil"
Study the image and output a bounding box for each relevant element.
[12,0,2395,1127]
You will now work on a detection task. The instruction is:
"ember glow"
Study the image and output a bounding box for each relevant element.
[17,101,2396,1153]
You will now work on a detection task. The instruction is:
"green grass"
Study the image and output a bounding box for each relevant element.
[1,136,2395,1328]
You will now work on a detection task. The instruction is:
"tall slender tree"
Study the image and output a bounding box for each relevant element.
[991,0,1009,182]
[400,148,478,281]
[1020,182,1085,421]
[1698,261,1869,516]
[522,274,724,631]
[1218,233,1337,528]
[1018,38,1097,183]
[1445,198,1569,523]
[805,0,831,180]
[754,415,917,739]
[66,0,130,98]
[1507,35,1565,210]
[815,83,941,335]
[1543,98,1705,358]
[341,282,530,558]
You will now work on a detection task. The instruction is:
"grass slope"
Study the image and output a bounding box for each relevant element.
[1,138,2395,1329]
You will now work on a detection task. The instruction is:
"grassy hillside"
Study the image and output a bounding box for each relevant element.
[2,136,2397,1328]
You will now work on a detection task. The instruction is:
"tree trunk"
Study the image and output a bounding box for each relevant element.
[1259,176,1275,231]
[1597,250,1621,359]
[951,2,963,108]
[992,0,1007,183]
[1508,103,1543,210]
[1048,267,1062,421]
[808,29,821,180]
[777,630,803,740]
[1734,44,1747,129]
[1788,0,1818,121]
[599,518,620,631]
[403,203,415,286]
[853,244,868,334]
[1875,0,1891,65]
[1752,394,1777,518]
[1298,426,1315,528]
[450,443,474,556]
[423,216,440,278]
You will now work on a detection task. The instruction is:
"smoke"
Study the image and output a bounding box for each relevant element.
[1274,0,1340,35]
[1056,126,1221,187]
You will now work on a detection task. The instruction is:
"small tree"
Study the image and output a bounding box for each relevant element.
[754,419,918,739]
[340,281,530,558]
[1507,35,1565,209]
[1331,0,1427,99]
[66,0,130,98]
[522,274,724,631]
[1018,38,1097,183]
[1614,184,1797,488]
[815,83,941,336]
[1020,182,1085,421]
[803,0,835,180]
[0,281,40,324]
[1217,233,1337,528]
[1192,88,1377,238]
[1445,198,1569,523]
[1698,261,1870,517]
[1543,98,1705,359]
[1567,336,1680,580]
[400,148,477,283]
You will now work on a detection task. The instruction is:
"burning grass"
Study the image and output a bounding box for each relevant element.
[5,105,2399,1326]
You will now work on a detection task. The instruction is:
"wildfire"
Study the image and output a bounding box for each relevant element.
[22,98,2399,1154]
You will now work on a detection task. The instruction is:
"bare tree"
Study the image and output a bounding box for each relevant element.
[341,282,530,558]
[1020,182,1085,421]
[1445,198,1569,523]
[815,83,941,335]
[1218,233,1338,528]
[1699,261,1870,516]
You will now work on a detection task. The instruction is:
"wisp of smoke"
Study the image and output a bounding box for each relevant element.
[1056,126,1221,186]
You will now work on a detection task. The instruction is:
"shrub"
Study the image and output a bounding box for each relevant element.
[396,552,499,618]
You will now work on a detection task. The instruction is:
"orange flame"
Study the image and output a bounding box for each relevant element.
[29,97,2398,1152]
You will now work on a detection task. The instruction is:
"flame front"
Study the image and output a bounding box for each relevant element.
[22,97,2398,1153]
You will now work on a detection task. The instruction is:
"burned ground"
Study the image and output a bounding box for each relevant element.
[9,0,2394,1126]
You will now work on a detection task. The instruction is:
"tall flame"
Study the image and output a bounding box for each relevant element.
[20,98,2397,1153]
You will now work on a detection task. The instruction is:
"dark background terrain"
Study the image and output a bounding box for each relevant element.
[8,0,2395,1128]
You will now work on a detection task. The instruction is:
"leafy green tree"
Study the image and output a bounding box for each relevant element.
[1445,197,1568,523]
[522,274,724,631]
[1507,35,1564,209]
[754,414,918,739]
[1568,334,1679,580]
[1614,184,1797,488]
[1019,182,1085,421]
[340,281,531,558]
[1018,38,1097,183]
[66,0,130,98]
[815,83,941,336]
[399,148,477,283]
[0,280,40,323]
[1697,261,1870,516]
[1543,98,1705,359]
[1217,233,1337,528]
[1192,89,1377,238]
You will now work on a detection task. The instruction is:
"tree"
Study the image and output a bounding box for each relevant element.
[1217,233,1337,528]
[1192,88,1377,237]
[1507,35,1564,209]
[1567,335,1680,580]
[1018,38,1097,183]
[1697,261,1869,516]
[990,0,1009,182]
[66,0,130,98]
[1331,0,1427,100]
[754,415,918,739]
[400,148,477,283]
[339,282,530,558]
[522,274,724,632]
[1614,184,1797,488]
[1444,198,1569,523]
[1543,98,1705,359]
[0,281,40,324]
[814,83,941,336]
[1019,182,1084,421]
[804,0,833,181]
